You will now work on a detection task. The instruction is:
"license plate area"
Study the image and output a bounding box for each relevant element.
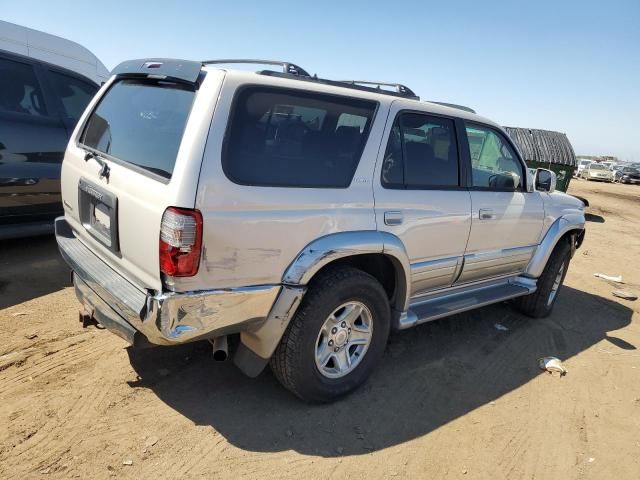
[78,178,119,252]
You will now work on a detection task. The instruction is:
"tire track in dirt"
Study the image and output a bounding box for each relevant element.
[0,336,114,396]
[0,334,123,476]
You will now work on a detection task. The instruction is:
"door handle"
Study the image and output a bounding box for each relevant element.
[479,209,496,220]
[384,211,403,226]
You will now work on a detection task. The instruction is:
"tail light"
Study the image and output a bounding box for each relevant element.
[159,207,203,277]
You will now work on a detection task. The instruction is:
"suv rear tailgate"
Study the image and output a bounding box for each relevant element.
[60,62,225,291]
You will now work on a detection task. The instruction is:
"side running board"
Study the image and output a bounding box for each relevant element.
[398,277,536,329]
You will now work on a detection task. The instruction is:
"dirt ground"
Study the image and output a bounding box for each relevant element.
[1,179,639,479]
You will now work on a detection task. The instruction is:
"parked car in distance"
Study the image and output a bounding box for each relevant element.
[55,58,585,402]
[614,166,640,184]
[0,20,109,240]
[576,159,591,177]
[583,162,614,182]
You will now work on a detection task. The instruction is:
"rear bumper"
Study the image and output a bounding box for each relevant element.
[55,217,281,346]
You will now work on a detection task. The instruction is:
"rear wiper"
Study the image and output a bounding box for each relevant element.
[83,150,110,180]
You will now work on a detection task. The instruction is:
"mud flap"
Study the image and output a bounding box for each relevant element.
[234,285,305,377]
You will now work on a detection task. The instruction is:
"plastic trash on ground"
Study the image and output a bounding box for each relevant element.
[594,273,624,283]
[612,289,638,301]
[539,356,567,376]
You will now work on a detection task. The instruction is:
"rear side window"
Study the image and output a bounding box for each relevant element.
[0,57,47,116]
[49,71,97,121]
[81,79,195,179]
[223,87,377,188]
[382,113,459,188]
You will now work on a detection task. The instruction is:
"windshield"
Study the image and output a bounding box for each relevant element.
[81,79,196,179]
[589,164,606,170]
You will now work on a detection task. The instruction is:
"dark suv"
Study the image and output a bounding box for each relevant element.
[614,166,640,184]
[0,50,100,239]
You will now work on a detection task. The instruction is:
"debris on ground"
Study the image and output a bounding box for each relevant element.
[539,357,568,376]
[144,436,159,448]
[494,323,509,331]
[122,460,133,466]
[594,273,624,283]
[11,312,29,317]
[24,332,38,340]
[612,289,638,301]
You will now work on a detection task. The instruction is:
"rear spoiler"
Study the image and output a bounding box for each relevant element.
[111,58,203,85]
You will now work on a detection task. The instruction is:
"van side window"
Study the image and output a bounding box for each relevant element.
[223,87,376,188]
[48,71,97,121]
[0,58,47,116]
[465,125,523,190]
[381,113,459,188]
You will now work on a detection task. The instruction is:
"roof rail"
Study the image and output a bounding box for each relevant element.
[337,80,419,100]
[427,101,476,114]
[202,59,310,77]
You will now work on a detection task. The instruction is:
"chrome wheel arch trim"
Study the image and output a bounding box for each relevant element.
[524,213,585,279]
[282,230,412,312]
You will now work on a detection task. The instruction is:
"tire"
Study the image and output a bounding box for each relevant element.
[270,266,390,403]
[513,239,571,318]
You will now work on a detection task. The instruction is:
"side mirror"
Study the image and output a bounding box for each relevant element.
[535,168,556,193]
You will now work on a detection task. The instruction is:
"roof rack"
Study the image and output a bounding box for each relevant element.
[337,80,419,100]
[427,101,476,114]
[202,59,310,77]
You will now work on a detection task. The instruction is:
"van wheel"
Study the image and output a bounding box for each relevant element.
[270,266,390,403]
[514,240,571,318]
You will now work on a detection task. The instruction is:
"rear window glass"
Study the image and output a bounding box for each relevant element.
[81,79,195,179]
[223,87,377,188]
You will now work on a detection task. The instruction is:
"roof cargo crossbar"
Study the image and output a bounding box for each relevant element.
[202,59,310,77]
[337,80,419,100]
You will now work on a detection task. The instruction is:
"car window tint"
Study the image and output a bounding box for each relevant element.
[223,87,376,188]
[466,125,523,190]
[0,57,47,116]
[49,71,97,121]
[81,79,196,179]
[381,113,459,188]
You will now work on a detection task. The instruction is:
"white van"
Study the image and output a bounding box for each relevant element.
[0,20,109,84]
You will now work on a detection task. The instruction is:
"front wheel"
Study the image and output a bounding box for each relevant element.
[513,240,571,318]
[270,266,390,402]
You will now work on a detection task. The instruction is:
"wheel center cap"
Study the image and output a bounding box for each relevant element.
[334,330,348,347]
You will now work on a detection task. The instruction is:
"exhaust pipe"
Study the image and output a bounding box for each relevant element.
[210,336,228,361]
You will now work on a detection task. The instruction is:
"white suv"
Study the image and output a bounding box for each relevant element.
[56,59,585,402]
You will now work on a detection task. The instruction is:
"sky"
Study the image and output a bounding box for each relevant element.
[3,0,640,161]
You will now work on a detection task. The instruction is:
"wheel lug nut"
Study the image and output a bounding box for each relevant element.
[328,340,334,346]
[331,327,337,334]
[341,322,346,328]
[334,347,339,352]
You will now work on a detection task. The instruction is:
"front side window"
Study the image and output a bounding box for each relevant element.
[0,57,47,116]
[381,113,459,188]
[81,79,195,179]
[466,125,523,190]
[223,87,376,188]
[49,71,97,121]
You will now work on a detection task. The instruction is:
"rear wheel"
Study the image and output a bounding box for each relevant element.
[270,266,390,403]
[514,240,571,318]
